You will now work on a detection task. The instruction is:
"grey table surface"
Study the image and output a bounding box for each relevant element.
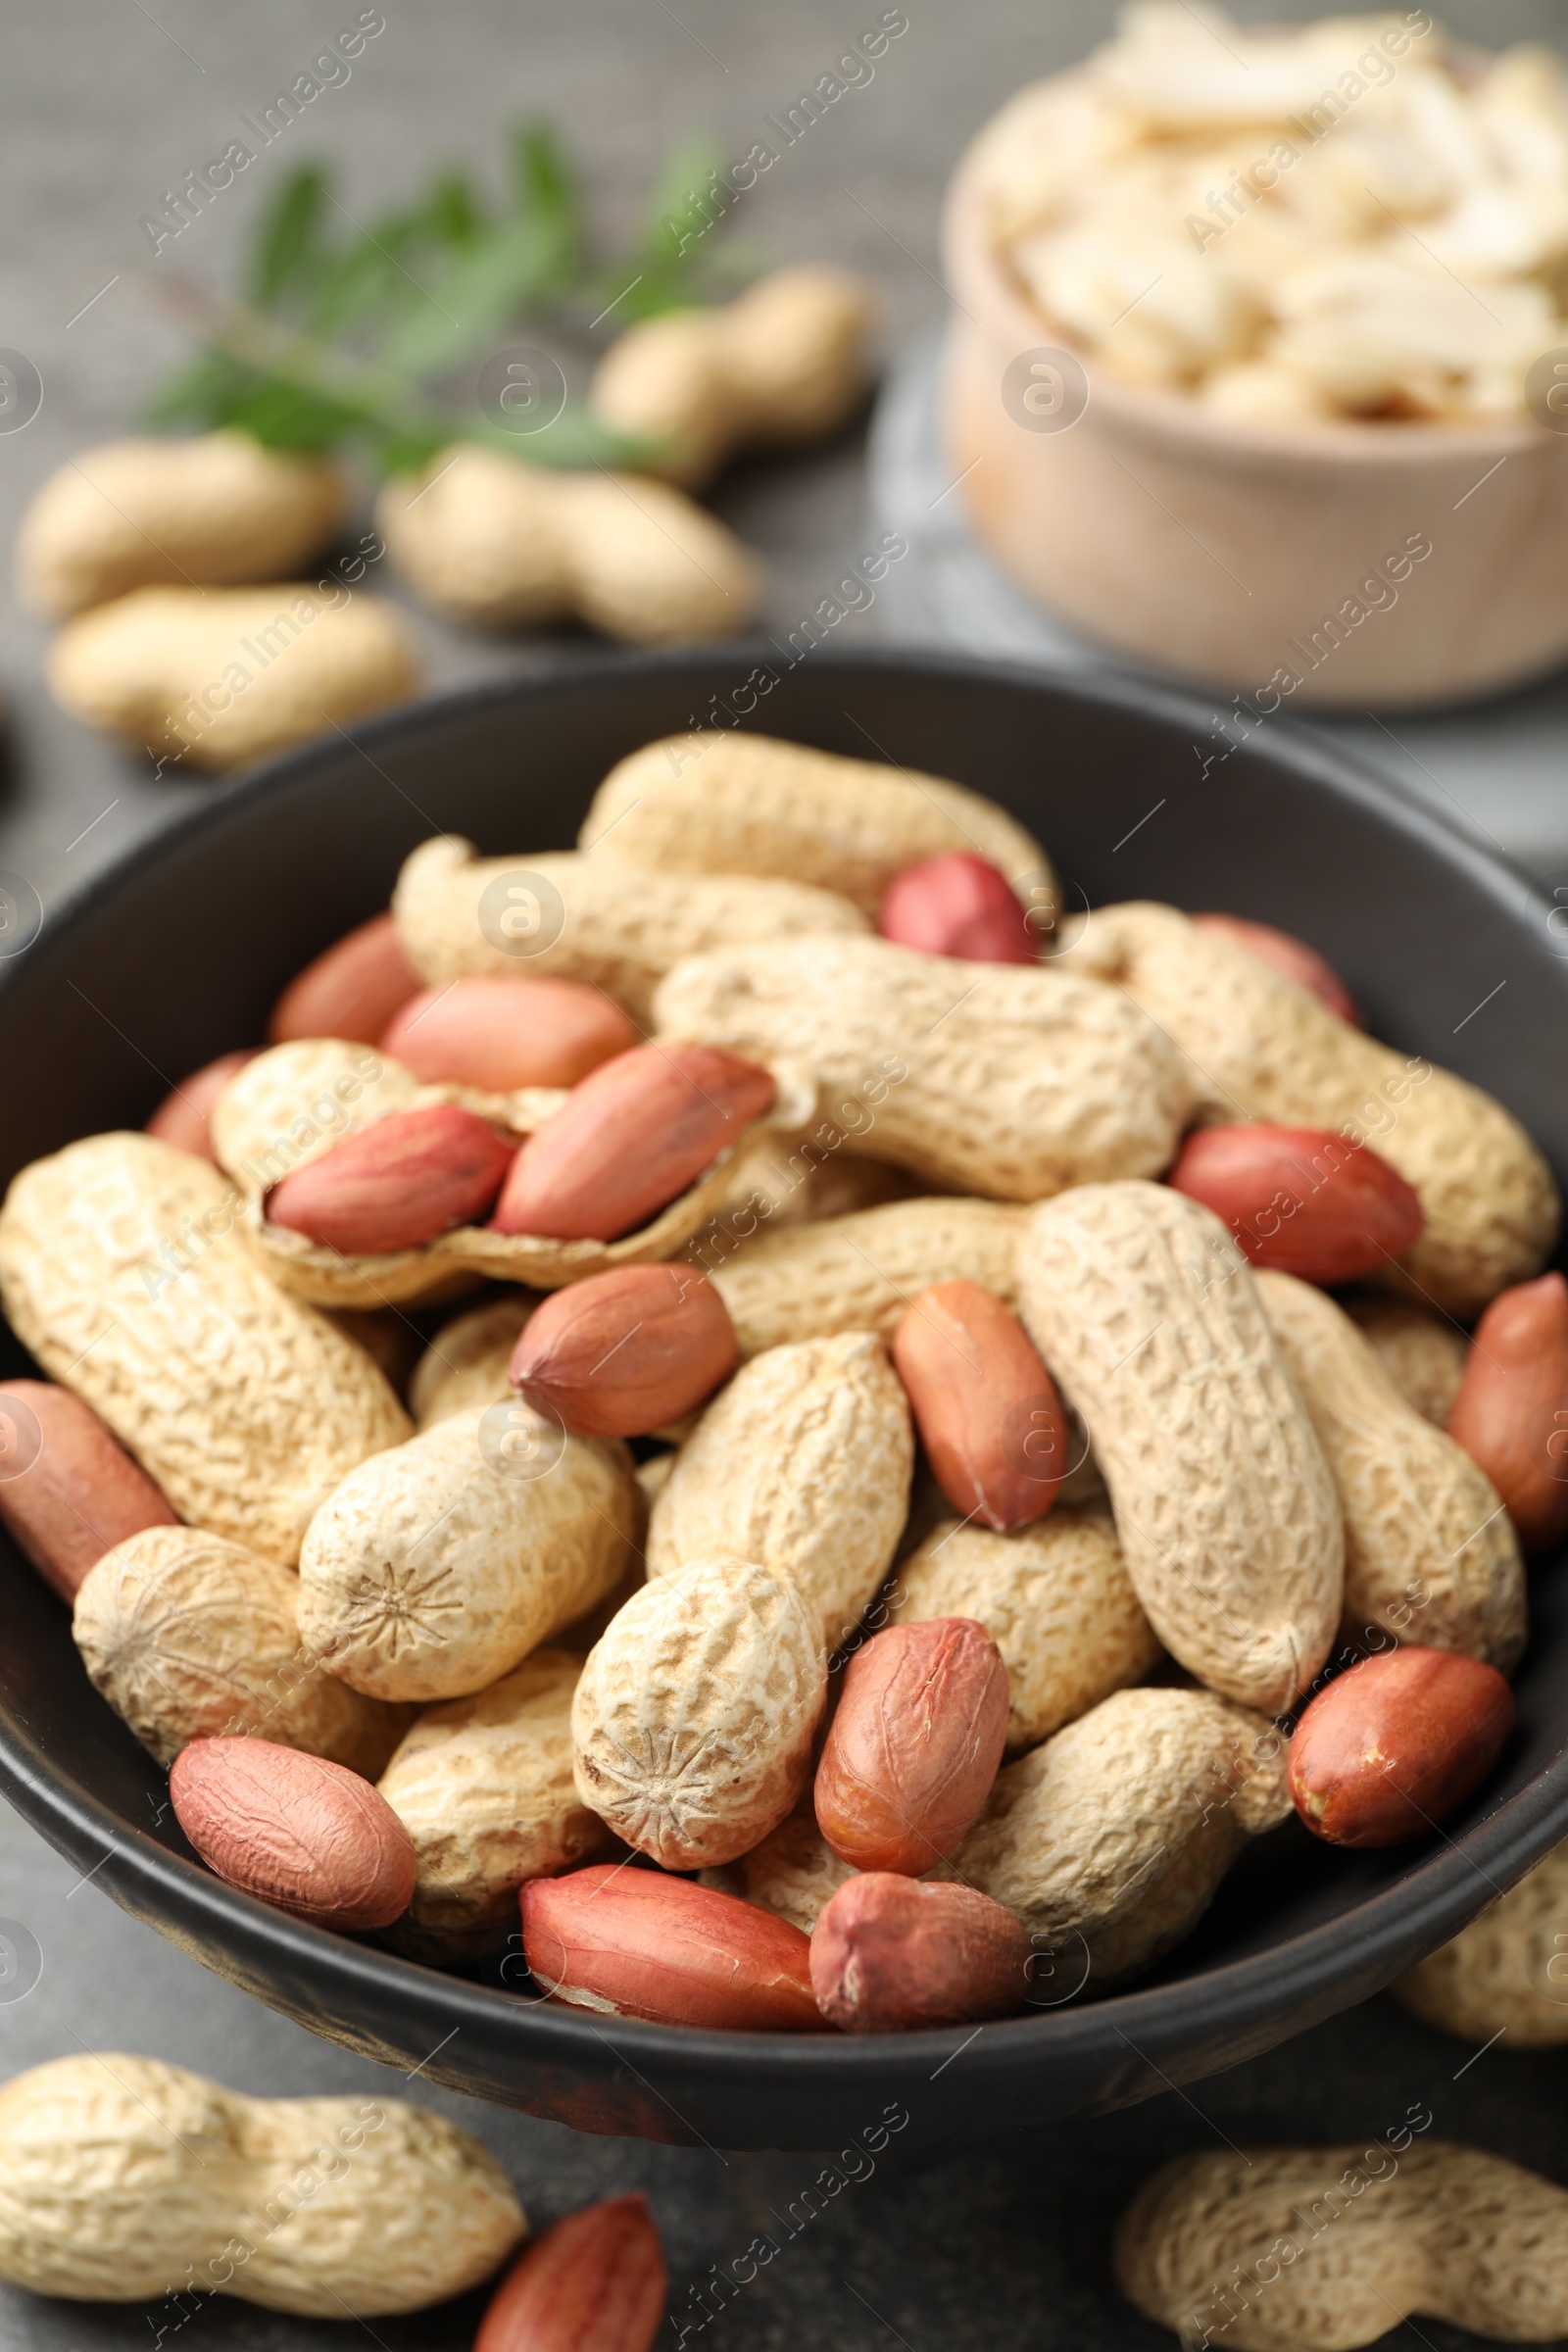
[3,4,1568,2347]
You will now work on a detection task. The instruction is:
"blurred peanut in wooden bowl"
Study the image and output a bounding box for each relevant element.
[942,7,1568,709]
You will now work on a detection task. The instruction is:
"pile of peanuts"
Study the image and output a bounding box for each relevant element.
[975,6,1568,426]
[0,727,1563,2049]
[15,266,873,771]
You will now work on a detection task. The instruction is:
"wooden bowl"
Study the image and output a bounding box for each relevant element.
[941,122,1568,709]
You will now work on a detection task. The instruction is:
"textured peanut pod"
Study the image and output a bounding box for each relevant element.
[410,1294,538,1428]
[709,1197,1028,1358]
[15,432,347,617]
[74,1526,410,1774]
[712,1804,860,1936]
[170,1736,417,1931]
[589,265,876,487]
[580,728,1050,917]
[270,909,420,1046]
[0,1133,411,1564]
[215,1035,803,1309]
[1256,1270,1525,1667]
[890,1506,1160,1754]
[810,1873,1034,2033]
[1114,2141,1568,2352]
[0,2054,524,2314]
[815,1618,1009,1874]
[1069,901,1558,1315]
[475,2193,665,2352]
[571,1554,826,1868]
[393,833,867,1021]
[956,1688,1290,1988]
[376,446,760,640]
[1394,1835,1568,2046]
[320,1304,424,1394]
[145,1050,258,1163]
[1342,1291,1468,1426]
[381,974,638,1090]
[299,1404,641,1702]
[1018,1184,1343,1713]
[48,584,419,773]
[0,1380,178,1602]
[523,1864,821,2031]
[647,1333,913,1649]
[654,934,1192,1200]
[377,1649,612,1963]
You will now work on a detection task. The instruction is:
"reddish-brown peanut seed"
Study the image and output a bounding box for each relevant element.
[1289,1646,1514,1848]
[815,1618,1009,1875]
[1448,1272,1568,1554]
[810,1873,1033,2033]
[170,1736,417,1929]
[267,1102,515,1253]
[379,975,638,1093]
[269,910,420,1046]
[1193,913,1361,1026]
[892,1279,1065,1531]
[0,1380,177,1602]
[510,1263,735,1438]
[521,1865,821,2031]
[491,1042,775,1241]
[474,2194,666,2352]
[1169,1123,1423,1285]
[877,852,1035,964]
[145,1050,257,1163]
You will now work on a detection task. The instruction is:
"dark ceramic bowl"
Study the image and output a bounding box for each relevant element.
[1,647,1564,2153]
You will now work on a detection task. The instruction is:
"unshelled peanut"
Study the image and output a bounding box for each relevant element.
[1394,1834,1568,2045]
[1342,1291,1468,1426]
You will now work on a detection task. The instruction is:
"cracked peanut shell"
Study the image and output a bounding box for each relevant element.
[0,1132,410,1566]
[1017,1182,1343,1714]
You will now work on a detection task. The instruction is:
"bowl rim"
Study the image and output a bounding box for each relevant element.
[2,641,1564,2121]
[942,93,1560,469]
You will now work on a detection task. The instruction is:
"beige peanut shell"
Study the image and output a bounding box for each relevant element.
[1114,2140,1568,2352]
[16,432,347,617]
[377,1648,612,1963]
[213,1034,811,1308]
[1068,900,1559,1316]
[74,1526,409,1775]
[708,1805,861,1936]
[1017,1183,1343,1713]
[648,1332,913,1650]
[47,584,419,773]
[1342,1291,1468,1426]
[890,1505,1160,1754]
[410,1294,537,1428]
[708,1197,1028,1357]
[580,728,1052,917]
[376,445,760,641]
[1256,1270,1525,1668]
[0,1133,411,1565]
[0,2054,524,2315]
[654,933,1193,1200]
[1393,1836,1568,2046]
[571,1553,826,1869]
[393,833,867,1022]
[955,1687,1289,1988]
[298,1403,641,1702]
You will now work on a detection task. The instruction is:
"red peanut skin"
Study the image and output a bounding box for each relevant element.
[1169,1123,1423,1284]
[1289,1646,1514,1847]
[522,1866,821,2032]
[491,1043,775,1241]
[145,1050,257,1164]
[510,1264,735,1438]
[170,1737,416,1930]
[380,976,638,1093]
[892,1280,1065,1531]
[269,910,420,1046]
[1194,913,1361,1027]
[474,2194,665,2352]
[1448,1272,1568,1554]
[0,1380,177,1602]
[815,1618,1009,1875]
[811,1874,1033,2033]
[878,853,1035,964]
[267,1102,515,1253]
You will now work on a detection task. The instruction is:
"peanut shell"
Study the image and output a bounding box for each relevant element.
[1394,1836,1568,2046]
[410,1294,537,1428]
[1342,1290,1469,1425]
